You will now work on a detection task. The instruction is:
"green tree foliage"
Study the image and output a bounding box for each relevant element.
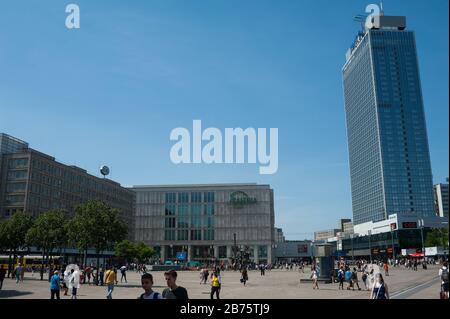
[0,220,7,252]
[73,201,128,281]
[115,240,137,263]
[115,240,156,264]
[25,209,68,280]
[67,205,94,267]
[135,242,156,264]
[425,228,449,249]
[2,212,34,275]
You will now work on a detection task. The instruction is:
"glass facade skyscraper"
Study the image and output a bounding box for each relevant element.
[343,15,435,225]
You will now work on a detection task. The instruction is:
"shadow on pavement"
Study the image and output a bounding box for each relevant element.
[0,290,34,298]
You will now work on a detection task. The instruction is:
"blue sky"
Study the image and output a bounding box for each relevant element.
[0,0,448,239]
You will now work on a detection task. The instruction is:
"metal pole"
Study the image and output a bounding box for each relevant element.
[368,231,372,264]
[233,233,237,269]
[351,235,354,262]
[420,220,425,259]
[391,230,395,265]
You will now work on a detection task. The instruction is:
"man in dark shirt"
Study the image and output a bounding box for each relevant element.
[0,265,7,290]
[162,270,189,300]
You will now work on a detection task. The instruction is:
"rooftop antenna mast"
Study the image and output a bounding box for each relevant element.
[354,14,367,32]
[380,0,385,16]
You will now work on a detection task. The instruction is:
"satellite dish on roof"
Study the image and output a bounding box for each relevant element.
[100,165,110,177]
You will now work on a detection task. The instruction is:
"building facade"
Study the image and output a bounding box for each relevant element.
[0,133,28,155]
[314,229,340,241]
[341,213,448,258]
[274,227,285,243]
[273,241,313,262]
[0,134,135,239]
[339,218,352,231]
[342,221,354,234]
[434,182,449,218]
[132,184,275,264]
[343,15,435,225]
[0,134,29,190]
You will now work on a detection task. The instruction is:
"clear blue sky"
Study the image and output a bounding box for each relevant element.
[0,0,448,240]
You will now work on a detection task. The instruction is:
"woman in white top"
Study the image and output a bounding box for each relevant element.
[311,269,319,290]
[68,269,81,299]
[370,273,389,299]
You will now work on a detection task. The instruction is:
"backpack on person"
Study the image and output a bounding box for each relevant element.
[140,292,160,299]
[441,268,449,283]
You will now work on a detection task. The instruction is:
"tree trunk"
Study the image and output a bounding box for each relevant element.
[95,249,100,284]
[13,251,17,277]
[40,250,45,281]
[7,252,12,278]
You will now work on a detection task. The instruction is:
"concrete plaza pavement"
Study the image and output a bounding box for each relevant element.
[0,265,444,299]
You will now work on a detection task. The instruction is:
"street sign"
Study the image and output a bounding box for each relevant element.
[176,252,187,261]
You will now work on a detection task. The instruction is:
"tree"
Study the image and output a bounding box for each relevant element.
[74,201,127,282]
[135,242,156,264]
[425,228,449,249]
[3,212,34,277]
[25,209,68,280]
[67,210,93,268]
[115,240,137,263]
[0,220,7,252]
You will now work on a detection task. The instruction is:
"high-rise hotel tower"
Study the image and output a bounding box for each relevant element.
[343,13,435,225]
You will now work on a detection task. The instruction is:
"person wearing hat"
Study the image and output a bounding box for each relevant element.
[50,270,61,299]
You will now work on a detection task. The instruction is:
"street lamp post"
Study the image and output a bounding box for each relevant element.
[351,234,354,262]
[390,229,395,265]
[419,219,425,258]
[233,233,237,269]
[368,230,372,265]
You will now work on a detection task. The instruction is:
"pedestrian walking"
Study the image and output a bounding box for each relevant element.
[383,262,389,276]
[99,266,104,286]
[351,268,361,291]
[61,271,69,296]
[210,270,221,300]
[0,265,6,290]
[260,264,265,276]
[371,273,389,299]
[311,269,319,290]
[120,265,127,283]
[14,263,23,284]
[361,270,369,290]
[105,266,116,299]
[240,268,249,286]
[86,266,92,284]
[68,269,81,299]
[50,270,61,300]
[439,261,449,299]
[345,267,352,290]
[139,273,163,299]
[162,270,189,299]
[338,267,345,290]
